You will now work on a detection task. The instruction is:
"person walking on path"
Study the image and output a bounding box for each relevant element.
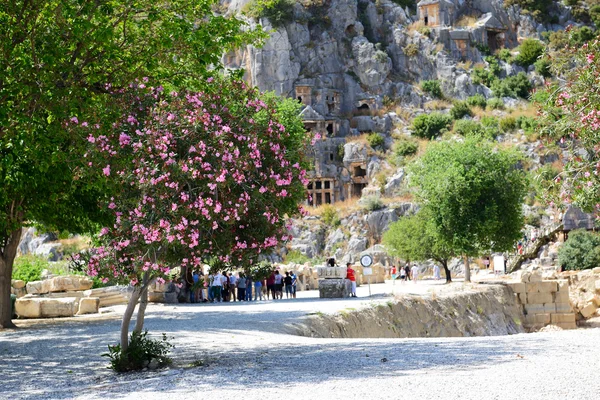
[237,272,246,301]
[404,265,411,281]
[346,263,357,297]
[266,272,276,300]
[274,270,284,299]
[284,271,293,299]
[411,264,419,283]
[211,271,224,302]
[229,272,237,301]
[433,264,441,280]
[290,270,297,298]
[253,278,264,301]
[399,265,406,283]
[245,275,253,301]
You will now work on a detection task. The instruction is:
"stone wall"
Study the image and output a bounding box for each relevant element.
[292,284,524,338]
[506,271,576,331]
[560,268,600,321]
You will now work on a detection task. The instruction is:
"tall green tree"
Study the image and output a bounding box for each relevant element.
[0,0,263,329]
[383,210,455,282]
[409,138,528,282]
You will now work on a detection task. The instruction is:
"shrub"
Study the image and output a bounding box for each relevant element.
[466,94,487,109]
[403,43,419,57]
[534,57,551,77]
[515,39,544,67]
[12,255,49,283]
[421,80,443,98]
[491,73,532,99]
[558,230,600,271]
[362,196,384,212]
[571,25,595,45]
[104,331,173,372]
[484,56,502,76]
[320,204,341,227]
[374,50,388,63]
[450,101,473,120]
[367,132,385,149]
[471,66,497,87]
[516,116,538,134]
[453,119,484,136]
[496,48,513,63]
[244,0,295,28]
[393,136,419,158]
[487,97,505,110]
[480,116,501,139]
[284,249,311,264]
[417,26,431,37]
[499,116,517,133]
[411,112,452,139]
[530,89,550,104]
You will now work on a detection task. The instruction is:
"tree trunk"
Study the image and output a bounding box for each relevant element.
[442,260,452,283]
[464,255,471,283]
[120,286,142,352]
[134,272,150,335]
[0,228,23,329]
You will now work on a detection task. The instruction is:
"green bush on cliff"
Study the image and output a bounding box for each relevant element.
[558,230,600,271]
[245,0,295,27]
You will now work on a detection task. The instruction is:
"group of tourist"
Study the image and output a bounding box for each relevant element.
[185,269,298,303]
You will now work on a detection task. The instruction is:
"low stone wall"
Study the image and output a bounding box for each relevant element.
[506,271,576,331]
[560,267,600,320]
[15,296,100,318]
[292,285,524,338]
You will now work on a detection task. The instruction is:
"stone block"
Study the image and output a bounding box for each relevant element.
[532,313,551,324]
[524,304,545,315]
[40,297,77,317]
[592,267,600,275]
[15,298,42,318]
[508,282,526,294]
[555,302,573,313]
[26,280,50,295]
[520,272,531,283]
[148,291,178,303]
[517,293,527,304]
[77,297,100,315]
[595,280,600,293]
[556,280,569,292]
[150,281,176,293]
[580,303,597,318]
[47,276,93,293]
[556,322,577,330]
[538,281,558,293]
[12,280,25,289]
[318,278,351,298]
[527,293,553,305]
[553,290,569,303]
[543,303,556,313]
[529,271,543,283]
[551,313,576,324]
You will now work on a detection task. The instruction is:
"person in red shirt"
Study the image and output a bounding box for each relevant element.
[346,263,357,297]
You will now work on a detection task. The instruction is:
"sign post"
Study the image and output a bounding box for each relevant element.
[360,254,373,297]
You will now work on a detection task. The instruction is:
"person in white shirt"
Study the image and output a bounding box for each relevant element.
[411,264,419,283]
[229,273,237,301]
[211,271,224,302]
[433,264,441,280]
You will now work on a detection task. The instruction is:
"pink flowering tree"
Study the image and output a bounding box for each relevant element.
[78,77,310,351]
[542,36,600,214]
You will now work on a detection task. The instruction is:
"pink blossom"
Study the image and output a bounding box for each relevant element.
[102,165,111,176]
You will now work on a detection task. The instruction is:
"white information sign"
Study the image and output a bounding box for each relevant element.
[363,267,373,276]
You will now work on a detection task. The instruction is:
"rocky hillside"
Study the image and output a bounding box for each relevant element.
[217,0,592,268]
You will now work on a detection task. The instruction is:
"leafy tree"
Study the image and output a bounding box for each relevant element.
[558,230,600,271]
[0,0,263,329]
[411,113,452,139]
[383,210,455,282]
[78,78,309,353]
[409,138,528,281]
[515,39,545,67]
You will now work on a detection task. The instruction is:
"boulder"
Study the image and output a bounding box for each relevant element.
[318,278,352,298]
[48,276,93,292]
[40,297,78,317]
[77,297,100,315]
[15,298,42,318]
[149,291,178,304]
[11,280,25,289]
[384,169,405,197]
[26,280,51,295]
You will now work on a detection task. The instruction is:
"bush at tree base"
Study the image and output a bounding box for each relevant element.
[103,331,173,372]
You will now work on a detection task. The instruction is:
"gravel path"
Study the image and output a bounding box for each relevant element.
[2,281,599,400]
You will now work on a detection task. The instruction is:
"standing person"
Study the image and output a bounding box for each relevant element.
[222,273,230,302]
[229,272,237,301]
[211,271,224,303]
[284,271,293,299]
[274,270,284,299]
[290,270,297,299]
[245,274,253,301]
[193,269,203,302]
[346,263,357,297]
[399,265,406,283]
[433,264,441,280]
[207,272,214,302]
[254,278,264,301]
[404,265,411,281]
[411,264,419,284]
[237,272,246,301]
[266,271,276,300]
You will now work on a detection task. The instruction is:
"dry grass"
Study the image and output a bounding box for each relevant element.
[455,15,479,27]
[457,60,473,70]
[407,21,425,34]
[307,198,361,218]
[424,99,453,111]
[345,133,370,145]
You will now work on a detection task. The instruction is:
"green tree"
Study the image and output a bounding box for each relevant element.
[558,230,600,271]
[383,210,455,282]
[411,113,452,139]
[515,39,545,67]
[409,138,528,281]
[0,0,263,329]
